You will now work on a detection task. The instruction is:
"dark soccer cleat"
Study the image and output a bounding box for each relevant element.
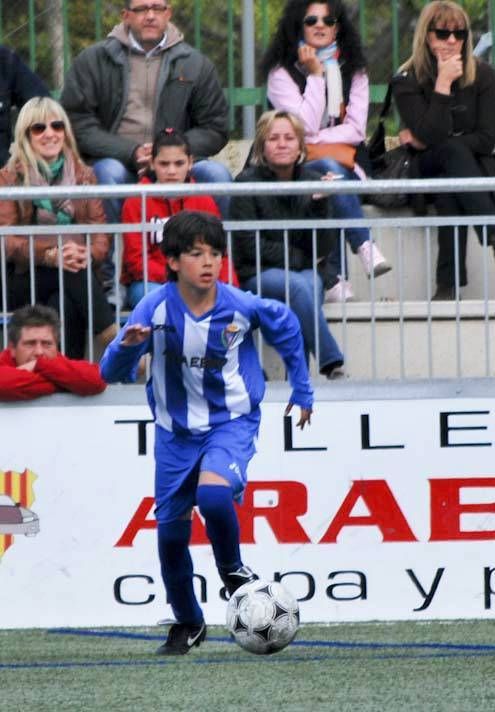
[155,621,207,656]
[220,565,259,596]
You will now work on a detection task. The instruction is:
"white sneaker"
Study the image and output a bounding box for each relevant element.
[357,241,392,278]
[324,277,354,303]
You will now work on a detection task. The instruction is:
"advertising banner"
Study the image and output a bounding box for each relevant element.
[1,393,495,628]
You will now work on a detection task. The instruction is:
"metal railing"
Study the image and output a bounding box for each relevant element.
[2,0,495,132]
[2,177,495,381]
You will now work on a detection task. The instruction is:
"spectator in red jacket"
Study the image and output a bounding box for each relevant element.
[121,129,238,308]
[0,304,106,400]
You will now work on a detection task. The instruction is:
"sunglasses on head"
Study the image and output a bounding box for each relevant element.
[29,120,65,136]
[430,27,468,41]
[303,15,337,27]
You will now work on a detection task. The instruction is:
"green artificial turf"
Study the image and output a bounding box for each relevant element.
[1,621,495,711]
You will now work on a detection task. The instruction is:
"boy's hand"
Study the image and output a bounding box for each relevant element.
[285,403,312,430]
[121,324,151,346]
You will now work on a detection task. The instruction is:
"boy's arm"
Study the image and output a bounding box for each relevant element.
[100,308,152,383]
[284,402,312,429]
[254,296,314,413]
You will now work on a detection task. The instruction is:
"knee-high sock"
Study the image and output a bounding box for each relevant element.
[197,484,242,575]
[157,520,203,625]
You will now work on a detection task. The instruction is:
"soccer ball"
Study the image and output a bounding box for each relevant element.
[226,579,300,655]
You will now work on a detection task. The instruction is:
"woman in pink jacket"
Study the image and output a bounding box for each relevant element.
[263,0,391,301]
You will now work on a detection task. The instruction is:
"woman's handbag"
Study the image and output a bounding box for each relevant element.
[305,142,356,170]
[367,83,412,209]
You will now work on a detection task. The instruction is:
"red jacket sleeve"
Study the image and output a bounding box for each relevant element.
[122,195,168,284]
[34,354,107,396]
[121,196,147,283]
[0,365,57,400]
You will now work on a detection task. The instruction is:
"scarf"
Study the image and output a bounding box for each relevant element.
[316,42,344,126]
[30,154,76,226]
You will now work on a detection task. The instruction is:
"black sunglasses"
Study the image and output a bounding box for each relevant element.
[29,120,65,136]
[127,4,168,13]
[430,27,468,41]
[303,15,338,27]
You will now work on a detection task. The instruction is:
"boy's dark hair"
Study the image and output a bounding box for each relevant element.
[161,211,226,282]
[8,304,60,345]
[152,128,192,160]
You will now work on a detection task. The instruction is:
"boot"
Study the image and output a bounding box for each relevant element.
[324,276,354,303]
[357,241,392,278]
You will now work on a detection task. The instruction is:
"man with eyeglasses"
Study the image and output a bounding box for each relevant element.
[0,45,49,168]
[60,1,230,303]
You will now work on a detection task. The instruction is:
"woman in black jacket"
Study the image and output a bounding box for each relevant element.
[0,46,49,167]
[392,0,495,300]
[230,109,344,378]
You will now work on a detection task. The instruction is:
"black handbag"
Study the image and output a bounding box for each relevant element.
[367,83,412,209]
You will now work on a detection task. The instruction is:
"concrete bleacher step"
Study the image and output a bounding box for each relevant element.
[214,139,252,178]
[343,205,495,302]
[261,299,495,382]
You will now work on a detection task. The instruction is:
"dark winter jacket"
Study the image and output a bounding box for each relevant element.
[60,23,229,171]
[229,164,338,283]
[392,60,495,178]
[0,46,49,167]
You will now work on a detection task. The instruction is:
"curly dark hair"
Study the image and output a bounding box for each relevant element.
[261,0,367,79]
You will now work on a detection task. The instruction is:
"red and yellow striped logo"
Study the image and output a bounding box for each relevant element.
[0,468,37,558]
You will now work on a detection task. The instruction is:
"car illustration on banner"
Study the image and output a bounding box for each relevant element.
[0,494,40,537]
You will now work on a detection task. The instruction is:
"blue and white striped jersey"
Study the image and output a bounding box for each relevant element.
[101,282,313,435]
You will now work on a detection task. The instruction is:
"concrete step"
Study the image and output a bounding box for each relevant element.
[261,300,495,382]
[348,205,495,303]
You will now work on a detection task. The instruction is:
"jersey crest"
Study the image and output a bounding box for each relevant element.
[221,322,243,350]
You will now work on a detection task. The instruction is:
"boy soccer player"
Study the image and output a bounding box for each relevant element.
[101,211,313,655]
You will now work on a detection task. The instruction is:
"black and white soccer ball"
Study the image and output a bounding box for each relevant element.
[226,579,300,655]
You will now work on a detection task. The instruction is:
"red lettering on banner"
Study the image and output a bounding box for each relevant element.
[115,497,156,546]
[430,477,495,540]
[116,477,495,546]
[115,498,210,547]
[236,481,311,544]
[115,482,310,546]
[319,480,417,542]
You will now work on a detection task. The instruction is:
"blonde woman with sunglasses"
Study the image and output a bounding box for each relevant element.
[393,1,495,300]
[0,96,117,357]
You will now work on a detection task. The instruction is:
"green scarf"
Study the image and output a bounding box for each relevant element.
[33,156,73,225]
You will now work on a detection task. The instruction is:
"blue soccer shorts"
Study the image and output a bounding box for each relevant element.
[153,411,260,523]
